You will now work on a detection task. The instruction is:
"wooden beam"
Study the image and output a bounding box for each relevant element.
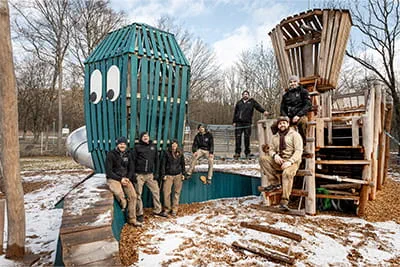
[285,37,321,50]
[316,118,324,148]
[315,160,370,165]
[320,183,361,190]
[316,194,359,201]
[232,241,295,265]
[240,222,302,242]
[315,173,372,185]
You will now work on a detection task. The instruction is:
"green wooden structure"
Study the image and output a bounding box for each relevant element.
[84,23,190,173]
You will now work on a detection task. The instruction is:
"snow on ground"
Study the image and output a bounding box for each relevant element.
[130,196,400,266]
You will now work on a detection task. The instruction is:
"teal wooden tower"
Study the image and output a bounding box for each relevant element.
[84,23,190,173]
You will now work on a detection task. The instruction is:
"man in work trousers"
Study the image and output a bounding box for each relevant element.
[259,116,303,211]
[233,90,269,159]
[105,136,142,227]
[187,124,214,184]
[280,75,312,142]
[132,132,166,223]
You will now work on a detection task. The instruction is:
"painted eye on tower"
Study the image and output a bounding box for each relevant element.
[107,65,120,101]
[89,69,102,104]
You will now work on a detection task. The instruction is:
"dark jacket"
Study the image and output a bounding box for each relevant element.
[131,140,158,176]
[105,148,134,182]
[161,149,186,177]
[192,131,214,154]
[233,98,266,124]
[280,86,312,118]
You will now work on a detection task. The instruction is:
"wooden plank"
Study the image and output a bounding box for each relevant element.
[316,118,324,148]
[156,64,167,150]
[167,34,181,64]
[279,10,323,27]
[315,173,372,185]
[137,27,144,56]
[0,199,4,253]
[232,241,295,265]
[155,30,166,61]
[120,55,128,138]
[161,33,173,62]
[127,24,137,53]
[150,61,160,139]
[325,11,342,86]
[142,25,152,56]
[383,102,393,184]
[147,60,155,137]
[170,65,180,139]
[139,57,149,133]
[316,194,359,201]
[277,26,291,87]
[84,64,93,151]
[129,56,138,145]
[101,61,109,151]
[320,183,361,190]
[177,66,189,143]
[315,160,370,165]
[324,11,340,86]
[352,117,360,147]
[148,28,159,59]
[318,10,329,85]
[271,30,288,88]
[370,83,382,200]
[240,222,302,242]
[162,66,173,149]
[83,256,122,266]
[61,226,114,247]
[317,146,363,149]
[301,33,315,77]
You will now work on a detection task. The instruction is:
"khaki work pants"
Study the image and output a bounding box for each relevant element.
[259,155,299,205]
[135,173,162,215]
[163,174,183,214]
[293,115,308,143]
[189,149,213,179]
[107,179,137,224]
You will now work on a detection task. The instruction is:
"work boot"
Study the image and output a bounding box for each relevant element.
[136,215,144,223]
[153,211,168,218]
[279,204,290,211]
[233,153,240,160]
[171,211,177,217]
[128,220,142,227]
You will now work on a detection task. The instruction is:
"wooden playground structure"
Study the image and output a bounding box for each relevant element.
[257,9,394,216]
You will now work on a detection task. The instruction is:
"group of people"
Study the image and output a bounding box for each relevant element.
[106,74,312,226]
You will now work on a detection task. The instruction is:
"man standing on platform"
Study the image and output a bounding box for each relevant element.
[233,90,269,159]
[280,75,312,141]
[259,116,303,211]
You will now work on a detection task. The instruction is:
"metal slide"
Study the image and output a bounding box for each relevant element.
[65,126,94,170]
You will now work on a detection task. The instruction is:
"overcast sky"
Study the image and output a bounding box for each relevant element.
[109,0,335,69]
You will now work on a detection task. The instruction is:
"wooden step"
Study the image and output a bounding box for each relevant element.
[316,146,363,149]
[258,188,308,197]
[315,160,370,165]
[316,194,360,201]
[315,173,373,186]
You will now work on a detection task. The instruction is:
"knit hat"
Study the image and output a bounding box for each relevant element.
[197,124,205,130]
[116,136,127,145]
[276,116,290,124]
[288,75,300,82]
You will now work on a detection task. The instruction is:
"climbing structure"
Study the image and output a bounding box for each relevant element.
[258,9,393,216]
[84,23,190,173]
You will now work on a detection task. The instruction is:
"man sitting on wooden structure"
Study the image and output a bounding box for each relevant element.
[187,124,214,184]
[280,75,312,142]
[105,136,142,227]
[259,116,303,211]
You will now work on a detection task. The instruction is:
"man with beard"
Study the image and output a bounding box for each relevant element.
[233,90,269,159]
[259,116,303,211]
[105,136,142,227]
[132,132,166,223]
[280,75,312,141]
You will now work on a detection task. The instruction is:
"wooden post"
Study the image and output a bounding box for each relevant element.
[0,197,5,254]
[351,117,360,147]
[358,114,372,216]
[0,0,26,258]
[377,89,386,190]
[383,99,393,185]
[370,83,382,200]
[240,222,302,242]
[257,120,267,156]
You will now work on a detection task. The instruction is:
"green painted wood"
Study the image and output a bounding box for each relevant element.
[95,62,104,150]
[155,31,166,61]
[84,64,93,151]
[142,25,152,56]
[169,36,183,64]
[167,34,180,64]
[156,63,167,150]
[90,66,99,150]
[147,60,155,136]
[150,61,160,139]
[106,28,128,60]
[127,24,137,53]
[177,66,189,143]
[139,57,149,134]
[129,56,139,147]
[99,31,120,61]
[173,37,189,66]
[107,60,116,148]
[114,57,121,139]
[101,60,110,151]
[85,34,108,63]
[161,33,173,63]
[148,28,159,59]
[120,54,128,138]
[137,28,144,56]
[170,65,180,139]
[162,66,173,150]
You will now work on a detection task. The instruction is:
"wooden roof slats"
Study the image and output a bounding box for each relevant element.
[269,9,352,91]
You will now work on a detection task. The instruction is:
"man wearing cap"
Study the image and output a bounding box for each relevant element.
[233,90,269,159]
[280,75,312,141]
[105,136,142,227]
[259,116,303,211]
[187,124,214,184]
[132,132,166,222]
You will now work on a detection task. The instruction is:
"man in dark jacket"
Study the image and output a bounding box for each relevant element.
[280,75,312,141]
[160,140,186,217]
[105,136,141,227]
[233,90,269,159]
[187,124,214,184]
[132,132,166,222]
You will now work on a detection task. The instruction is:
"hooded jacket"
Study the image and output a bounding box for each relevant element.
[233,98,266,124]
[280,86,312,118]
[131,139,158,175]
[192,131,214,154]
[105,148,134,182]
[161,147,186,177]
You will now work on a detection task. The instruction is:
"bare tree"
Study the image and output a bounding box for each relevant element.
[0,0,26,258]
[345,0,400,141]
[69,0,125,76]
[13,0,74,150]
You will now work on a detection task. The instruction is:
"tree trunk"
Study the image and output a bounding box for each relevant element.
[57,63,63,151]
[0,0,26,258]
